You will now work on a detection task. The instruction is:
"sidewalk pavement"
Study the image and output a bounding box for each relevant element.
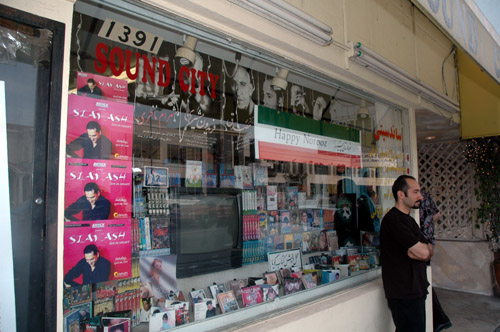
[434,287,500,332]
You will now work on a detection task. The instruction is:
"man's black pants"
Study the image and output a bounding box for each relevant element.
[387,296,426,332]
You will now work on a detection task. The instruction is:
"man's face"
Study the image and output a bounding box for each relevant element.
[87,82,96,90]
[400,178,423,209]
[84,251,98,268]
[142,300,151,311]
[85,189,99,205]
[87,128,101,145]
[262,80,277,109]
[301,213,307,222]
[231,68,254,109]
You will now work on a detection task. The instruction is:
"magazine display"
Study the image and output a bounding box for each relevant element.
[301,273,317,289]
[263,271,279,285]
[189,289,207,304]
[148,309,176,331]
[284,278,303,295]
[194,299,217,321]
[280,210,291,234]
[216,291,239,314]
[150,217,170,250]
[252,164,268,186]
[93,297,115,316]
[139,254,177,300]
[226,279,247,300]
[234,165,253,189]
[63,309,81,332]
[241,285,263,307]
[102,317,131,332]
[185,160,202,188]
[287,186,298,209]
[266,185,278,210]
[208,283,226,307]
[261,284,279,301]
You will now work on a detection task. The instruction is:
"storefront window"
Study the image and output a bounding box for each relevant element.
[63,1,411,330]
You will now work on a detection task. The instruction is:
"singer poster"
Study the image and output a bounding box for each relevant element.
[64,160,132,222]
[66,94,134,161]
[63,220,132,286]
[76,71,128,103]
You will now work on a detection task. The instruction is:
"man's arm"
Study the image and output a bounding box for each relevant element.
[66,133,87,158]
[64,196,85,221]
[408,242,433,261]
[64,260,83,287]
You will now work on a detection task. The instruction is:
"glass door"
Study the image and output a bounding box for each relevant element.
[0,6,63,332]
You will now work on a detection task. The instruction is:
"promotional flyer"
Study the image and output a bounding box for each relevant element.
[66,94,134,161]
[63,220,132,286]
[64,160,132,221]
[76,71,128,103]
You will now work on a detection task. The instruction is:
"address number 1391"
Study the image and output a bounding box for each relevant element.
[98,18,163,54]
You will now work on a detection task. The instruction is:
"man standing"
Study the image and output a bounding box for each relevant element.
[380,175,433,332]
[64,182,111,221]
[78,78,103,98]
[67,120,112,160]
[64,244,111,286]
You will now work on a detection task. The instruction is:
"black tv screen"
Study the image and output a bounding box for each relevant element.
[171,188,243,278]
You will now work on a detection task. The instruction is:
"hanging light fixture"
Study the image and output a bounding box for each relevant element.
[175,36,198,66]
[357,99,369,119]
[271,68,289,91]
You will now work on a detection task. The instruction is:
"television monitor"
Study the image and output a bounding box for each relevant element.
[170,188,243,278]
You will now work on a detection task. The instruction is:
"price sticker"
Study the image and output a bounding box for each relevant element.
[98,18,163,54]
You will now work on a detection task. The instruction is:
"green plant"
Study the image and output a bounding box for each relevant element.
[465,136,500,253]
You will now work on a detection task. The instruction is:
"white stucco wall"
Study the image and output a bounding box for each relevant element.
[432,240,496,296]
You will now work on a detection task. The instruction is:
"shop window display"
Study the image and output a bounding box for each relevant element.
[63,2,412,330]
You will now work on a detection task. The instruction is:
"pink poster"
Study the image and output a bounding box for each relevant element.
[64,160,132,221]
[76,71,128,103]
[63,220,132,286]
[66,94,133,161]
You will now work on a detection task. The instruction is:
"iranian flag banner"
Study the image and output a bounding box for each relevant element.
[254,106,362,168]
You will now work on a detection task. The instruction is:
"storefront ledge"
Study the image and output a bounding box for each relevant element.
[167,268,381,332]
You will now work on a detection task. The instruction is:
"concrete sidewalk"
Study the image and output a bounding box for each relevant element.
[434,287,500,332]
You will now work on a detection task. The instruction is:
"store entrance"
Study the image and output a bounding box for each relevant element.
[0,6,63,332]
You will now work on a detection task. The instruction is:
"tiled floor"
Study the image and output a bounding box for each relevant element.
[434,287,500,332]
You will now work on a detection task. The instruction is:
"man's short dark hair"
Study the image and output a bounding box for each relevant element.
[206,300,212,306]
[84,182,100,193]
[87,78,96,85]
[392,175,416,201]
[86,121,102,132]
[83,244,98,255]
